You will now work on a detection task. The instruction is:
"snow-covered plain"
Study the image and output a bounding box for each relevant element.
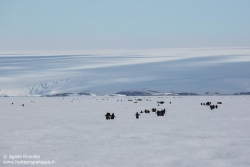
[1,96,250,167]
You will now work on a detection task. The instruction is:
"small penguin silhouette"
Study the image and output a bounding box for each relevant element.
[111,113,115,119]
[135,112,140,119]
[105,113,111,120]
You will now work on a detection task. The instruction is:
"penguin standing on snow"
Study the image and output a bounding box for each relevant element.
[111,113,115,119]
[105,113,111,120]
[135,112,140,119]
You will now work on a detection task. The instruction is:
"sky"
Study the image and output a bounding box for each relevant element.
[1,0,250,51]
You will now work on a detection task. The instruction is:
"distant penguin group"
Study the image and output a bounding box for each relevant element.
[201,101,222,110]
[105,113,115,120]
[136,108,166,119]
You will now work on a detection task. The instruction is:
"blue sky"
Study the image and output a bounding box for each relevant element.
[1,0,250,50]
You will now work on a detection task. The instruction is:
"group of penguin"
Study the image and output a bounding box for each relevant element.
[105,100,168,120]
[135,108,166,119]
[12,100,35,107]
[105,113,115,120]
[201,101,222,110]
[135,101,169,119]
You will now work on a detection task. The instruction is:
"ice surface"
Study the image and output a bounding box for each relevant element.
[1,96,250,167]
[1,48,250,96]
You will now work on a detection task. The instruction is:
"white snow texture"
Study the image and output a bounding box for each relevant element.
[1,96,250,167]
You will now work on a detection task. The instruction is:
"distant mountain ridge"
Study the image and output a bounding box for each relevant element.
[2,89,249,97]
[234,92,250,95]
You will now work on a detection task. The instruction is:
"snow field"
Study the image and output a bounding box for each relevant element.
[1,96,250,167]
